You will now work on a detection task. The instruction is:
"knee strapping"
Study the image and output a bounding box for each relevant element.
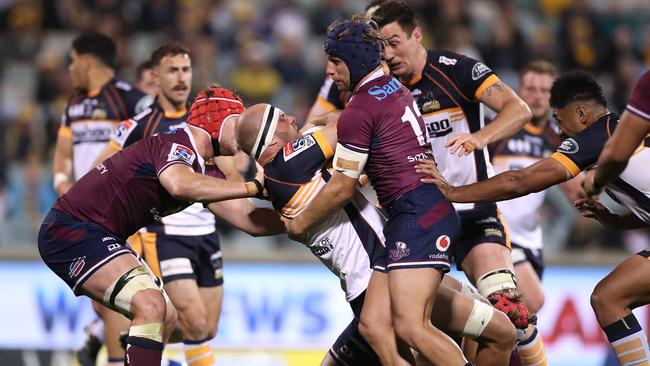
[463,299,494,338]
[476,268,517,297]
[103,266,160,317]
[129,323,164,343]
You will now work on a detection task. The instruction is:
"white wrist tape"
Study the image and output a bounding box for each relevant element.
[463,299,494,338]
[476,268,517,297]
[53,172,69,190]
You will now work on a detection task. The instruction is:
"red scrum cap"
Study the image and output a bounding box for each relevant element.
[187,86,245,156]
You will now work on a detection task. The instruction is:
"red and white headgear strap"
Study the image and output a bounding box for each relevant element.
[187,86,245,156]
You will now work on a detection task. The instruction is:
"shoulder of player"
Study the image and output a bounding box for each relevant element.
[65,91,87,108]
[130,103,162,123]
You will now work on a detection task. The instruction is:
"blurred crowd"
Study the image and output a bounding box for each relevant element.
[1,0,649,254]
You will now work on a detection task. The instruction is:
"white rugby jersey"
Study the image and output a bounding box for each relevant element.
[405,50,500,211]
[59,79,152,180]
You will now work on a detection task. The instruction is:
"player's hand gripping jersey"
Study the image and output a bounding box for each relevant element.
[551,112,650,223]
[59,78,153,180]
[54,126,214,240]
[264,129,386,301]
[407,50,499,210]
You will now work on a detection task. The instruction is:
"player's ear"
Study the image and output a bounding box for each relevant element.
[412,26,423,43]
[576,106,587,125]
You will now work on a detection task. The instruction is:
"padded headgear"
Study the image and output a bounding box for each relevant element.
[324,20,382,90]
[187,86,245,156]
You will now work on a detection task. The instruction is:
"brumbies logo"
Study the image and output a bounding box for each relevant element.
[69,256,86,278]
[435,235,451,252]
[389,241,410,261]
[558,138,579,154]
[167,143,196,164]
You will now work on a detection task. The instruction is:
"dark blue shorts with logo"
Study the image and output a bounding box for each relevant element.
[148,229,224,287]
[38,208,134,295]
[453,205,510,270]
[383,184,460,271]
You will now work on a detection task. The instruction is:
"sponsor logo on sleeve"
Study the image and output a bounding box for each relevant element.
[167,143,196,164]
[439,56,457,65]
[557,138,579,154]
[471,62,492,80]
[283,135,316,161]
[112,119,137,145]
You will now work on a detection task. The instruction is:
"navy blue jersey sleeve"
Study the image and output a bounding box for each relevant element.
[550,114,617,177]
[429,51,499,102]
[114,80,154,116]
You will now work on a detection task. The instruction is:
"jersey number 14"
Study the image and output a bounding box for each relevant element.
[401,100,426,146]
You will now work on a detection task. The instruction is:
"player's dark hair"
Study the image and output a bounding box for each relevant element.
[371,0,419,35]
[150,42,190,67]
[135,60,154,82]
[72,32,117,69]
[550,70,607,109]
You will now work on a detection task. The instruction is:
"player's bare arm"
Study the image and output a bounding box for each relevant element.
[300,110,342,133]
[416,156,569,203]
[159,164,260,203]
[206,198,284,236]
[214,155,245,182]
[52,131,74,195]
[446,81,532,156]
[283,170,357,241]
[583,111,650,197]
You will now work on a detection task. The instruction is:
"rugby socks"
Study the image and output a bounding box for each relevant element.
[518,327,548,366]
[184,338,214,366]
[125,336,163,366]
[603,313,650,366]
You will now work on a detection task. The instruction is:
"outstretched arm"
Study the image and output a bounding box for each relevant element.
[416,156,570,203]
[52,131,74,195]
[574,199,648,230]
[446,81,531,156]
[207,198,284,236]
[159,164,260,203]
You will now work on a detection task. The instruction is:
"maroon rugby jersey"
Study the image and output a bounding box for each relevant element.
[627,69,650,122]
[54,126,211,240]
[337,72,432,206]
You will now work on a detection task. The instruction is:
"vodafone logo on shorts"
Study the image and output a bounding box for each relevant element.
[436,235,451,252]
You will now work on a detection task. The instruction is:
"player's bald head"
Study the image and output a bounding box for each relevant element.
[236,104,270,158]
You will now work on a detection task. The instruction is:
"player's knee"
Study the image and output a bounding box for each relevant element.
[179,309,209,341]
[358,319,383,346]
[131,289,166,322]
[489,310,517,350]
[526,289,545,314]
[590,280,611,317]
[392,317,421,349]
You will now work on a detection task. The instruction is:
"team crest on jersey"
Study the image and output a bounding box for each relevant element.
[283,135,316,161]
[389,241,410,261]
[69,256,86,278]
[91,108,108,119]
[471,62,491,81]
[435,235,451,252]
[558,138,579,154]
[167,143,196,164]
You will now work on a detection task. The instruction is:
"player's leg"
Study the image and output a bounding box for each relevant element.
[384,186,468,365]
[158,234,219,366]
[431,279,516,366]
[38,210,176,366]
[512,248,547,366]
[100,305,131,365]
[358,271,414,366]
[325,316,383,366]
[455,208,534,335]
[590,251,650,365]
